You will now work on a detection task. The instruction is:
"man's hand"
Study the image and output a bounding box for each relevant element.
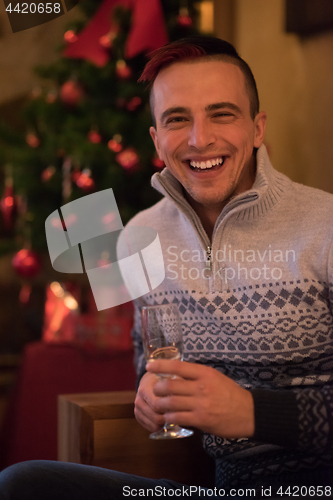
[134,371,165,433]
[146,360,255,439]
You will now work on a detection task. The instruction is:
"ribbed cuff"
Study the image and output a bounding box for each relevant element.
[251,389,299,447]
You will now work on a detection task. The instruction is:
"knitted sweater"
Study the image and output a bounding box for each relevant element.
[127,145,333,488]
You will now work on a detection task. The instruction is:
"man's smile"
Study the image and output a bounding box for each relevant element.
[189,156,225,171]
[181,156,228,174]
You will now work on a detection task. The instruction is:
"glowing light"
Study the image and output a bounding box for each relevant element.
[50,282,65,298]
[197,1,214,33]
[64,296,78,310]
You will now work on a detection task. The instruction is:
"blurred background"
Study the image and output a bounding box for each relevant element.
[0,0,332,469]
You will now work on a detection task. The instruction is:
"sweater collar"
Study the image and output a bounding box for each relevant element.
[151,144,290,222]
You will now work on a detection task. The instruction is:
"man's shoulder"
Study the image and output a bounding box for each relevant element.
[288,178,333,211]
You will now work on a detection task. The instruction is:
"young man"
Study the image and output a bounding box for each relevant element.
[0,36,332,499]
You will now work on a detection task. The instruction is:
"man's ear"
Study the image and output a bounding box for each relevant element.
[253,111,267,148]
[149,126,162,159]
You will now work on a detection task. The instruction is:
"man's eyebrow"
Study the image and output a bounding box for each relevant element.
[159,102,242,123]
[206,102,242,114]
[160,106,190,123]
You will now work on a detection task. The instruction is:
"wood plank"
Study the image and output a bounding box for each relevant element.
[58,392,215,487]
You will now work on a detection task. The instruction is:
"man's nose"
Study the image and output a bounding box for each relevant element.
[187,120,215,149]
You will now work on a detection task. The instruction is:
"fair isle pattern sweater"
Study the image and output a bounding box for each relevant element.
[126,145,333,488]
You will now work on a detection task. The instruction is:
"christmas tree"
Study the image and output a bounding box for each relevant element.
[0,0,208,265]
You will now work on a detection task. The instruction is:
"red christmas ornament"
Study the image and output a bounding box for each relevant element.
[76,170,95,192]
[152,155,165,169]
[108,134,123,152]
[177,8,193,27]
[41,166,56,182]
[60,80,85,106]
[26,133,40,148]
[99,31,116,49]
[99,34,112,49]
[116,60,132,80]
[64,30,78,43]
[12,249,42,279]
[127,96,142,111]
[116,147,139,170]
[88,130,102,144]
[1,182,16,228]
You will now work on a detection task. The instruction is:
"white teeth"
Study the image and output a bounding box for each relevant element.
[189,157,224,169]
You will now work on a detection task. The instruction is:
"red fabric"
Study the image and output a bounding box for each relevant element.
[63,0,168,67]
[0,341,136,469]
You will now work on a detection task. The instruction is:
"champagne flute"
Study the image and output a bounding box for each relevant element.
[141,303,194,439]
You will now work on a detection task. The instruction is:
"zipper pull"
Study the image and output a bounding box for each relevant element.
[204,246,212,278]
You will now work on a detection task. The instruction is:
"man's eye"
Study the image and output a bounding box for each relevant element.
[167,117,186,123]
[214,112,233,118]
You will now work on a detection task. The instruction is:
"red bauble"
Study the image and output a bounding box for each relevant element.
[108,134,123,152]
[76,171,95,192]
[41,166,56,182]
[116,60,132,80]
[60,81,85,106]
[116,148,139,170]
[99,31,116,49]
[177,8,193,27]
[1,184,16,228]
[12,249,42,278]
[26,133,40,148]
[88,130,102,144]
[127,96,142,111]
[64,30,78,43]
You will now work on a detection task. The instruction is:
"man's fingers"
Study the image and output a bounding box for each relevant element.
[158,394,198,414]
[146,359,201,379]
[134,396,165,432]
[153,378,196,397]
[134,407,164,433]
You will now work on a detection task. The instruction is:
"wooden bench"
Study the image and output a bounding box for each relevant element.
[58,391,215,487]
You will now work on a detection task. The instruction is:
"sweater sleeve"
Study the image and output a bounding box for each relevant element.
[251,386,333,454]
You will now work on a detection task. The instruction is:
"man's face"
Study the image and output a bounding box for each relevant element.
[149,60,266,213]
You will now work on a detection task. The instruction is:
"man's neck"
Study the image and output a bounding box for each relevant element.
[184,194,225,241]
[183,155,257,241]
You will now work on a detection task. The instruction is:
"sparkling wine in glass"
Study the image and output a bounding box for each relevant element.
[141,304,194,439]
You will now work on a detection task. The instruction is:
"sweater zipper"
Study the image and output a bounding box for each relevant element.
[204,245,212,278]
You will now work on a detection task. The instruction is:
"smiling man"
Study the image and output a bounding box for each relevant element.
[0,36,332,500]
[132,36,333,493]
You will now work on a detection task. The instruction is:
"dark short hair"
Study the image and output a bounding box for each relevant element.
[138,36,260,125]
